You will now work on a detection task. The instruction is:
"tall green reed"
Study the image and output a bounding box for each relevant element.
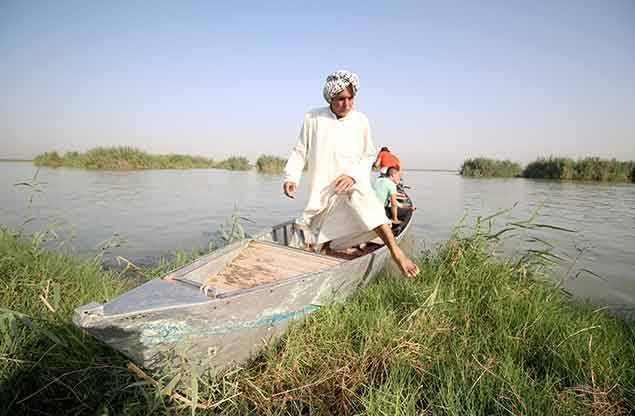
[33,146,254,171]
[255,155,287,174]
[523,157,635,182]
[460,158,522,177]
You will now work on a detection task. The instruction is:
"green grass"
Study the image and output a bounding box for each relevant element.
[460,158,522,178]
[255,155,287,174]
[1,225,634,415]
[32,147,252,171]
[0,227,211,415]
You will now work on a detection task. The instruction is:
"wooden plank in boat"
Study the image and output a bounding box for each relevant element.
[204,240,344,292]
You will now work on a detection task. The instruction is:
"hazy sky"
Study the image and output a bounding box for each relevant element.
[1,1,633,169]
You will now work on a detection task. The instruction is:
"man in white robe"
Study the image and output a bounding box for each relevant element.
[283,70,419,278]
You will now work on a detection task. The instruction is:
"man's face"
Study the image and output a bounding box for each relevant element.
[330,86,355,118]
[390,170,401,184]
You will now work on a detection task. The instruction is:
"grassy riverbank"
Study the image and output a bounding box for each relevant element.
[33,147,251,171]
[462,156,635,182]
[1,227,634,415]
[255,155,287,174]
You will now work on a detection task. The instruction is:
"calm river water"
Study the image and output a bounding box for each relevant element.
[1,162,633,308]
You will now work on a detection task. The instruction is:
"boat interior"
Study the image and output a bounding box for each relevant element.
[187,239,345,293]
[163,194,414,296]
[86,193,414,318]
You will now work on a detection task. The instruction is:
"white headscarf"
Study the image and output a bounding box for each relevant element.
[322,70,359,103]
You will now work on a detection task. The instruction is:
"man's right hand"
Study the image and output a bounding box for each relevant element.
[283,181,297,199]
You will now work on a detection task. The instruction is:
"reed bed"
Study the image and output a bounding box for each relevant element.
[461,156,635,182]
[523,157,635,182]
[460,158,522,178]
[255,155,287,174]
[33,147,252,171]
[1,224,633,415]
[213,156,251,171]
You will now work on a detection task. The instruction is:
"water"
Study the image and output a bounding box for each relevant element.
[1,162,634,307]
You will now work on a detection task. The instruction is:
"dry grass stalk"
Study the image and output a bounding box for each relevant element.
[126,362,215,410]
[38,295,55,313]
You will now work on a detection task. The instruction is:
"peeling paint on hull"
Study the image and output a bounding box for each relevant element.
[139,304,320,346]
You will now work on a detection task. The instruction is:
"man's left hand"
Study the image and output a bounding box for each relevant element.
[333,175,355,193]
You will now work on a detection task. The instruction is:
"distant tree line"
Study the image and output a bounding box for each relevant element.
[33,147,292,173]
[461,156,635,182]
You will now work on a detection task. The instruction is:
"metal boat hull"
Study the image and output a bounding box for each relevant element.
[74,215,413,373]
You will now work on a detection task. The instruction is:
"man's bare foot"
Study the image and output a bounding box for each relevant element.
[395,253,420,278]
[373,223,420,278]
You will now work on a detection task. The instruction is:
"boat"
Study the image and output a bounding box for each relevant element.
[73,194,415,373]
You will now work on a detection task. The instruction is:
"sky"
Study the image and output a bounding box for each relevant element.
[1,1,633,169]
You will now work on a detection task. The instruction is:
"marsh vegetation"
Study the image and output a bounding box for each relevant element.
[523,157,635,182]
[213,156,251,171]
[33,147,252,171]
[462,156,635,182]
[460,157,522,178]
[255,155,287,174]
[2,219,633,414]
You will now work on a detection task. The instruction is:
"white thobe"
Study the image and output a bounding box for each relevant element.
[284,107,389,249]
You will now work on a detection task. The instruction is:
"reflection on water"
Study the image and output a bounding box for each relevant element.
[1,162,634,307]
